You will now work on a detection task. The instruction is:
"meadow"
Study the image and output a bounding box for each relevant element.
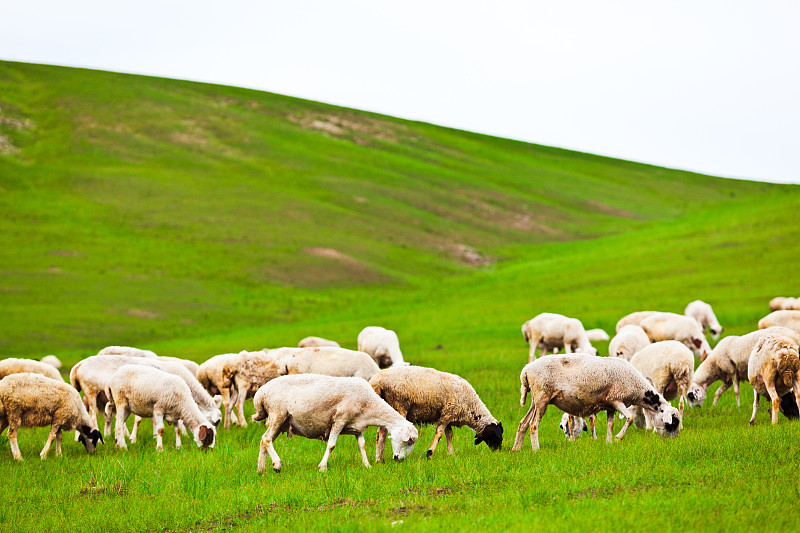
[1,61,799,532]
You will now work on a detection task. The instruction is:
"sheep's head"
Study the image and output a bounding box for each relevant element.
[78,425,104,454]
[475,422,503,450]
[690,337,711,361]
[388,423,418,461]
[642,390,681,437]
[194,424,216,449]
[686,384,706,408]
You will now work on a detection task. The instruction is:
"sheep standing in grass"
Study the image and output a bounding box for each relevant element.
[521,313,597,361]
[357,327,405,368]
[369,365,502,460]
[0,373,103,461]
[0,358,63,381]
[684,300,723,339]
[639,312,712,360]
[298,336,340,348]
[220,349,285,429]
[105,365,216,451]
[748,333,800,425]
[615,311,658,332]
[276,346,381,380]
[629,341,705,429]
[196,352,243,429]
[513,354,680,451]
[759,310,800,334]
[609,325,651,361]
[252,374,418,472]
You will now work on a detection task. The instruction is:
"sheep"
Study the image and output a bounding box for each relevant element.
[40,355,62,369]
[219,349,285,429]
[97,346,158,358]
[758,310,800,334]
[629,341,705,429]
[0,358,63,382]
[357,326,405,368]
[639,312,712,360]
[693,327,800,407]
[747,333,800,425]
[609,325,651,361]
[298,336,341,348]
[770,297,788,311]
[780,297,800,311]
[521,313,597,361]
[585,328,610,342]
[252,374,418,472]
[615,311,658,332]
[684,300,723,339]
[276,346,381,380]
[559,413,589,440]
[0,372,103,461]
[105,365,216,451]
[196,352,244,429]
[369,365,503,460]
[512,354,681,451]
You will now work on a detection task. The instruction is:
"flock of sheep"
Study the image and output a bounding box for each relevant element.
[0,304,799,472]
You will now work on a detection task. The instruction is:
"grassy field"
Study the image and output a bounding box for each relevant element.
[1,61,800,532]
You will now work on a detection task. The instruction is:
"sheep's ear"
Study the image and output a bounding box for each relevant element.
[474,434,483,445]
[692,338,703,349]
[198,425,208,442]
[92,429,104,445]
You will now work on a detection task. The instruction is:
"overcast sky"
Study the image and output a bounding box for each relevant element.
[2,1,799,183]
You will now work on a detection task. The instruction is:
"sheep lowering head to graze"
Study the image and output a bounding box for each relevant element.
[521,313,597,362]
[758,310,800,335]
[219,349,285,429]
[609,325,651,361]
[297,336,341,348]
[684,300,723,340]
[276,346,380,381]
[559,413,589,440]
[513,354,680,451]
[639,312,712,361]
[747,333,800,426]
[357,326,405,368]
[0,373,103,461]
[252,374,418,472]
[369,365,502,460]
[0,358,63,382]
[196,352,246,429]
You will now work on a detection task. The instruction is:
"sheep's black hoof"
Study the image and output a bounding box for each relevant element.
[426,449,433,459]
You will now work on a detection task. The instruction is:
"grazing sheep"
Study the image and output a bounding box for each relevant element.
[684,300,723,340]
[0,373,103,461]
[252,374,418,472]
[521,313,597,361]
[298,336,341,348]
[585,329,610,342]
[693,327,800,407]
[559,413,589,440]
[276,346,381,381]
[609,325,651,361]
[0,358,62,382]
[615,311,659,332]
[758,310,800,334]
[629,341,705,429]
[513,354,681,451]
[748,333,800,425]
[105,365,216,451]
[639,312,712,360]
[220,349,285,429]
[357,326,405,368]
[40,355,62,369]
[97,346,158,358]
[196,352,243,429]
[369,365,503,460]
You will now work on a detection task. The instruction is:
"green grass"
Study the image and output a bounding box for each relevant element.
[1,61,800,532]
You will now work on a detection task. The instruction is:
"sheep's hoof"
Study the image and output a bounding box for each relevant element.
[749,420,756,426]
[426,449,433,459]
[318,465,327,473]
[273,466,281,473]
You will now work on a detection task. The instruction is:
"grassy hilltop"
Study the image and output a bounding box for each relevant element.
[1,61,800,532]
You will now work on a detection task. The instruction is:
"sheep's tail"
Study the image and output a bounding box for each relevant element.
[778,351,800,388]
[520,373,530,407]
[251,397,267,422]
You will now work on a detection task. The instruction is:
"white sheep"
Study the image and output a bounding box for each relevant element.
[357,326,405,368]
[585,328,610,342]
[0,358,63,382]
[758,310,800,334]
[219,349,285,429]
[747,333,800,425]
[196,352,243,429]
[251,374,418,472]
[684,300,723,339]
[629,341,705,429]
[513,354,681,451]
[521,313,597,361]
[369,365,503,459]
[276,346,381,381]
[609,325,651,361]
[615,311,658,332]
[40,355,62,369]
[0,372,103,461]
[298,336,341,348]
[639,312,712,360]
[105,365,216,451]
[97,346,158,358]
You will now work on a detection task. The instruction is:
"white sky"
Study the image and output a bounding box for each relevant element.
[2,1,799,183]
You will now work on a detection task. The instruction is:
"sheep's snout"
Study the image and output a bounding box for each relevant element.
[664,414,680,434]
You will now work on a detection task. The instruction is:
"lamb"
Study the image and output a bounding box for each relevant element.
[747,333,800,425]
[629,341,705,429]
[40,355,62,369]
[369,365,503,460]
[693,327,800,407]
[758,310,800,334]
[615,311,658,332]
[639,312,712,360]
[513,354,680,451]
[585,329,610,342]
[0,358,63,382]
[196,352,244,429]
[684,300,723,339]
[97,346,158,358]
[521,313,597,361]
[609,325,651,361]
[357,326,405,368]
[252,374,418,472]
[105,365,216,451]
[219,349,285,429]
[298,336,341,348]
[0,372,103,461]
[276,346,381,381]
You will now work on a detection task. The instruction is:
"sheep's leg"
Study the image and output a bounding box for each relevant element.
[566,415,575,441]
[258,414,287,473]
[444,425,454,455]
[40,426,59,460]
[236,384,248,429]
[153,412,165,451]
[130,416,142,444]
[528,341,537,363]
[605,410,615,442]
[766,384,780,425]
[55,429,63,457]
[588,415,597,439]
[318,420,346,472]
[356,432,370,468]
[224,387,236,429]
[427,424,447,458]
[375,427,388,463]
[528,399,548,450]
[114,404,129,449]
[611,403,634,441]
[732,374,741,407]
[175,422,182,449]
[8,426,22,461]
[713,381,731,407]
[564,344,573,354]
[749,390,759,426]
[513,403,537,451]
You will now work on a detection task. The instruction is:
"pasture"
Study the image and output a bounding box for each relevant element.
[1,61,800,532]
